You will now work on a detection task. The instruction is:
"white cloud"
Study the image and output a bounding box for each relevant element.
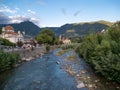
[7,15,41,27]
[15,7,20,11]
[0,5,40,26]
[30,17,41,26]
[0,13,41,26]
[8,15,30,23]
[27,9,36,14]
[0,5,17,13]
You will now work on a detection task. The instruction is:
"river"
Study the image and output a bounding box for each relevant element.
[0,49,120,90]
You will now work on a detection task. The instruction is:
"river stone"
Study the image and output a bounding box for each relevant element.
[56,61,60,64]
[88,84,93,88]
[116,86,120,89]
[26,57,34,61]
[77,82,85,88]
[81,70,86,74]
[76,74,80,77]
[21,57,26,61]
[95,79,100,83]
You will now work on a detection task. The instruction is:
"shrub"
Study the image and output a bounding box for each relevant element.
[0,50,19,72]
[46,44,50,52]
[76,22,120,83]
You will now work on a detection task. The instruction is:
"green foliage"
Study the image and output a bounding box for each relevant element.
[46,44,50,52]
[40,29,54,36]
[0,38,15,46]
[71,37,83,43]
[67,53,76,60]
[57,49,71,56]
[61,43,81,50]
[54,38,59,45]
[35,28,55,45]
[76,22,120,83]
[0,28,2,34]
[0,50,19,72]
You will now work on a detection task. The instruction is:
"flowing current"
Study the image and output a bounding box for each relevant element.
[0,49,119,90]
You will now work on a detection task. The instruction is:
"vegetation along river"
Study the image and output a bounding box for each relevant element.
[0,49,120,90]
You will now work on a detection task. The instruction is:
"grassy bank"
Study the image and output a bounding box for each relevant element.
[76,22,120,83]
[0,50,19,72]
[59,22,120,83]
[67,53,76,60]
[57,49,71,56]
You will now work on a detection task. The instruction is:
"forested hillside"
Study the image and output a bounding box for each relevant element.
[42,20,113,37]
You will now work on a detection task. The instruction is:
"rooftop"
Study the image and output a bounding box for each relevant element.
[4,26,14,31]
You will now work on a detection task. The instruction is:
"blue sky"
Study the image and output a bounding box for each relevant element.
[0,0,120,27]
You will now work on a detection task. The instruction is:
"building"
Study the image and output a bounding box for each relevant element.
[0,26,24,43]
[59,35,71,44]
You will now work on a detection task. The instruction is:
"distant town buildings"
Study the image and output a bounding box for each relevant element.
[59,35,71,44]
[0,26,24,43]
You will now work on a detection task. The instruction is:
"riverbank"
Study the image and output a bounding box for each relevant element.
[0,45,46,72]
[0,48,120,90]
[56,49,120,90]
[0,49,78,90]
[14,45,46,62]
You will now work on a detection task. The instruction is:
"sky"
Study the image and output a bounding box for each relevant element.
[0,0,120,27]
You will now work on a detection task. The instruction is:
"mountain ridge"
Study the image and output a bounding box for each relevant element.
[41,20,115,37]
[0,20,116,37]
[73,20,114,26]
[0,21,40,37]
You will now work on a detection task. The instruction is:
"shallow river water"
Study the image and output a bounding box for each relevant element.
[0,49,120,90]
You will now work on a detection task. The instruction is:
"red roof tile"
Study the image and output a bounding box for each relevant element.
[5,26,14,31]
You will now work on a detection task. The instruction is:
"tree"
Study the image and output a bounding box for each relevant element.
[35,28,55,45]
[76,21,120,83]
[0,28,2,34]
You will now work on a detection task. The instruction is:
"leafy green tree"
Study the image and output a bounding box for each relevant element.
[40,29,55,37]
[0,28,2,34]
[35,28,55,45]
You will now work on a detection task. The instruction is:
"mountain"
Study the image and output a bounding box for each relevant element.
[74,20,113,26]
[41,20,114,37]
[0,21,40,37]
[0,20,115,37]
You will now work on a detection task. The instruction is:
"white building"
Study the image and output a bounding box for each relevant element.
[0,26,24,43]
[59,35,71,44]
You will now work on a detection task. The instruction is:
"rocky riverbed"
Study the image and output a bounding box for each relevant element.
[55,49,120,90]
[0,49,78,90]
[0,48,120,90]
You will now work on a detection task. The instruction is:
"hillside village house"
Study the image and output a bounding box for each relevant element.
[59,35,71,44]
[0,26,24,43]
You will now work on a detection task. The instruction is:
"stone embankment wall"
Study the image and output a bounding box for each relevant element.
[13,45,46,61]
